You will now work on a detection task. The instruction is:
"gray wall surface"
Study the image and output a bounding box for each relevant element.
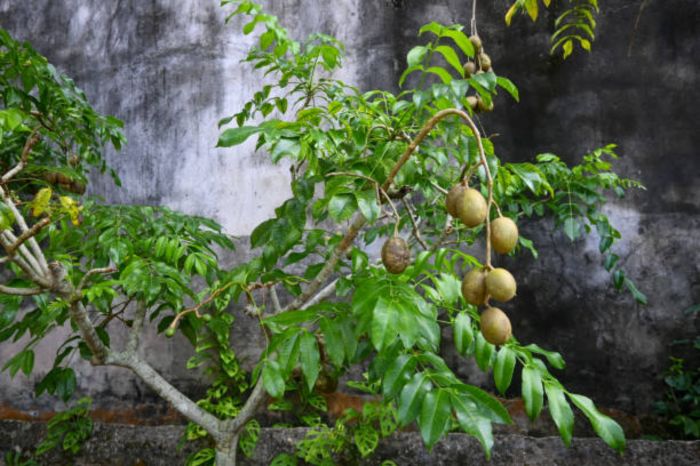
[0,0,698,422]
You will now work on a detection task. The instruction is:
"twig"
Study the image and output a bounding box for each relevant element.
[77,266,117,293]
[6,217,51,255]
[168,282,234,330]
[2,131,40,183]
[401,197,428,250]
[269,286,282,313]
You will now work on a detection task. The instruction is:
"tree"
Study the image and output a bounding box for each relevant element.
[0,1,641,464]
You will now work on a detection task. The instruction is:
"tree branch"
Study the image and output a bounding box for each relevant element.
[6,217,50,255]
[77,266,117,293]
[402,197,428,250]
[2,131,40,183]
[68,299,110,364]
[107,351,225,441]
[0,283,43,296]
[0,187,49,275]
[126,301,148,354]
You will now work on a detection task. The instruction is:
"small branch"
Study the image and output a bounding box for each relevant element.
[168,282,234,330]
[2,131,40,183]
[429,215,455,253]
[0,284,43,296]
[6,217,50,255]
[269,286,282,314]
[401,197,428,250]
[0,187,49,275]
[77,266,117,293]
[301,279,338,310]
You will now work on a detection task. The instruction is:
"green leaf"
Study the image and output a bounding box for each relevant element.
[371,296,399,351]
[522,366,544,421]
[418,388,451,448]
[319,317,344,368]
[407,45,429,67]
[354,423,379,457]
[217,125,261,147]
[418,22,444,37]
[426,66,453,84]
[451,393,493,459]
[270,453,298,466]
[475,331,494,371]
[544,383,574,446]
[299,332,320,391]
[524,343,566,370]
[453,384,511,424]
[328,193,356,222]
[262,360,285,398]
[568,393,626,452]
[453,312,474,355]
[383,354,416,398]
[624,278,647,305]
[433,45,464,77]
[355,190,380,223]
[3,349,34,377]
[496,76,520,102]
[442,29,475,57]
[398,373,430,426]
[494,347,516,395]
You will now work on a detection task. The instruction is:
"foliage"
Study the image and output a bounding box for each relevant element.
[270,401,399,465]
[3,397,93,465]
[654,305,700,439]
[0,1,642,463]
[505,0,599,58]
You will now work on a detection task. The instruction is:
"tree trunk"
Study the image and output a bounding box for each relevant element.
[215,435,238,466]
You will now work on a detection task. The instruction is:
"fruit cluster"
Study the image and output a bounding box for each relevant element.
[379,33,518,347]
[464,35,494,113]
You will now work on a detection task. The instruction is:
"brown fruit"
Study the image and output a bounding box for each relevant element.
[462,268,488,305]
[480,307,512,345]
[314,372,339,394]
[466,95,478,111]
[469,34,483,51]
[479,52,492,72]
[455,188,488,227]
[476,96,494,113]
[463,61,477,78]
[491,216,519,254]
[446,184,466,217]
[485,268,517,302]
[381,236,410,274]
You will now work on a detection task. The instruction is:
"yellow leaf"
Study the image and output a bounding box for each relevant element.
[525,0,539,21]
[505,2,519,26]
[32,187,52,217]
[543,0,551,7]
[59,196,82,225]
[581,39,591,51]
[563,40,574,59]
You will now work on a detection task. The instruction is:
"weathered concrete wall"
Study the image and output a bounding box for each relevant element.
[2,421,700,466]
[0,0,698,428]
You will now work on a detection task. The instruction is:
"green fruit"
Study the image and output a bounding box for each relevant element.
[463,61,477,78]
[485,268,517,302]
[470,34,483,51]
[455,188,488,227]
[462,268,488,305]
[446,184,466,217]
[491,217,519,254]
[201,314,212,322]
[165,327,176,338]
[476,96,494,113]
[466,96,478,111]
[480,307,512,345]
[381,236,410,274]
[479,52,492,72]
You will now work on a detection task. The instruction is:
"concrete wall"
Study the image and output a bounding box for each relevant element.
[0,0,698,422]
